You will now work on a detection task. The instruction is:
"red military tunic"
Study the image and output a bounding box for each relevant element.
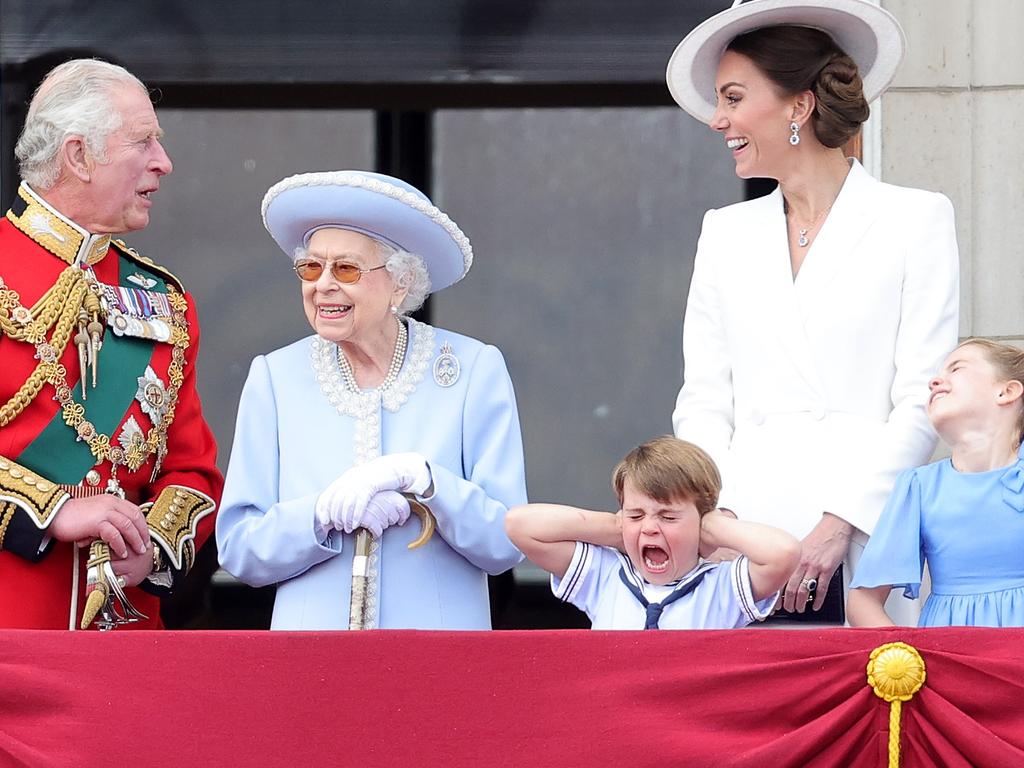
[0,182,223,629]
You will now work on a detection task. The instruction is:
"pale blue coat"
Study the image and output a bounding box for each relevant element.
[217,320,527,629]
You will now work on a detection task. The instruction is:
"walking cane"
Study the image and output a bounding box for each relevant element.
[348,495,436,630]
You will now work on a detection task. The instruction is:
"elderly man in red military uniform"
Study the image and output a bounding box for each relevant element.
[0,59,222,629]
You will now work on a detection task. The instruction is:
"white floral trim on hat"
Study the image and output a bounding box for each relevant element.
[261,171,473,280]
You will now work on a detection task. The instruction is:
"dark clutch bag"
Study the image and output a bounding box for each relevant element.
[762,564,845,625]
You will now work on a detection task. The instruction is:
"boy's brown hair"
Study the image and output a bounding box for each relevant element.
[612,436,721,516]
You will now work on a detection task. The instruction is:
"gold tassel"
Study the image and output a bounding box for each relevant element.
[74,309,90,400]
[80,582,107,630]
[80,540,112,630]
[83,284,104,389]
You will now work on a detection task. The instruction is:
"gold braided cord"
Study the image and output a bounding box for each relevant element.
[44,284,190,474]
[889,699,902,767]
[0,266,82,341]
[0,258,191,476]
[867,642,927,768]
[0,278,89,426]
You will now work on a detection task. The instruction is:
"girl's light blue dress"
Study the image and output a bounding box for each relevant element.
[851,444,1024,627]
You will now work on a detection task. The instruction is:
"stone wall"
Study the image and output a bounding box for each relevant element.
[882,0,1024,344]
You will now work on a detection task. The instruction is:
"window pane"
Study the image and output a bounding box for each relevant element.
[433,107,742,513]
[130,109,375,463]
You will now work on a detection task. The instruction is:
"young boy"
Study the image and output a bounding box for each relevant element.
[505,436,800,629]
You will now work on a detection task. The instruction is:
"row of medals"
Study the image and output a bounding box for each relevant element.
[72,270,174,492]
[103,284,173,343]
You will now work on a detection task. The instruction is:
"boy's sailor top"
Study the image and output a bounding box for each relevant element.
[552,542,776,630]
[0,182,223,629]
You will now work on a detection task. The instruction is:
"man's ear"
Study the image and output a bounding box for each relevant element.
[60,136,92,182]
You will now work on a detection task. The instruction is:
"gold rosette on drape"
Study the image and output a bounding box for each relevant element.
[867,642,927,768]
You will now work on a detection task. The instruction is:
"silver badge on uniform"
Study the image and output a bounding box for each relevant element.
[127,272,158,289]
[118,415,145,452]
[135,366,168,423]
[432,342,460,388]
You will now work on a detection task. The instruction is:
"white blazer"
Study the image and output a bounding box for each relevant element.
[673,160,959,539]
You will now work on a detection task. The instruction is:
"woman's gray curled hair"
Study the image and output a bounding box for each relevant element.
[384,248,431,315]
[15,59,148,190]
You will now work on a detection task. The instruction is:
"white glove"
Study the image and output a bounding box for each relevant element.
[356,490,411,537]
[315,453,430,535]
[315,489,410,539]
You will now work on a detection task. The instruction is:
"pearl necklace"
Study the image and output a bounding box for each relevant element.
[335,318,408,392]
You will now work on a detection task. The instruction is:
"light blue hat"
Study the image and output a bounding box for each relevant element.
[261,170,473,293]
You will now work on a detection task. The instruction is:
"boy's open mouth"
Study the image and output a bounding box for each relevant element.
[642,546,669,572]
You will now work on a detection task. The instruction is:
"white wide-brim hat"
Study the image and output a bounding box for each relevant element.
[261,170,473,293]
[666,0,906,123]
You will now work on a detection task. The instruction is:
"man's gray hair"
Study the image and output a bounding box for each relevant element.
[15,59,148,190]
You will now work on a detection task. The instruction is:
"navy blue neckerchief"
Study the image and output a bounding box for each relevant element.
[618,564,711,629]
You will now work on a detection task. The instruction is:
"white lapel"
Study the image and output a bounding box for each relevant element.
[793,160,882,319]
[742,186,825,395]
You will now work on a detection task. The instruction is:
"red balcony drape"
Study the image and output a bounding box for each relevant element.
[2,628,1022,767]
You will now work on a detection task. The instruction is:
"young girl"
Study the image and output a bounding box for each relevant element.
[848,339,1024,627]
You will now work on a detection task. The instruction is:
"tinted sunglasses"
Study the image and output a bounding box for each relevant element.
[293,258,387,284]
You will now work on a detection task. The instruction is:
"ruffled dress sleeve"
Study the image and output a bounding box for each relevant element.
[849,468,926,599]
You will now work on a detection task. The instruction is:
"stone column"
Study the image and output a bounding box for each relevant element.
[881,0,1024,343]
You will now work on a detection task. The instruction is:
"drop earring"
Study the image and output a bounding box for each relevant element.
[789,121,801,146]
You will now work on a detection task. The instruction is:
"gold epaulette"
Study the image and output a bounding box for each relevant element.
[144,485,215,571]
[0,455,70,529]
[111,239,185,292]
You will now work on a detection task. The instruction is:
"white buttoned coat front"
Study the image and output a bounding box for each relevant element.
[673,160,959,540]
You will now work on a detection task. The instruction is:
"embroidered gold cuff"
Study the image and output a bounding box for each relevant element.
[0,456,70,528]
[0,501,17,549]
[145,485,214,570]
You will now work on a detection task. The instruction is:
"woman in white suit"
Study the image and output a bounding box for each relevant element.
[666,0,959,621]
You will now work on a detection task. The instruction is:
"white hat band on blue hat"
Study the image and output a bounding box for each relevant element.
[262,170,474,293]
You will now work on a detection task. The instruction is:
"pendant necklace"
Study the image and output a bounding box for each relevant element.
[785,200,833,247]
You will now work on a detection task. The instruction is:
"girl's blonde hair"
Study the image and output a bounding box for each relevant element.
[957,338,1024,445]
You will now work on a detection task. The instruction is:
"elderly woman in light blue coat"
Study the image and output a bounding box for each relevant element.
[216,171,526,629]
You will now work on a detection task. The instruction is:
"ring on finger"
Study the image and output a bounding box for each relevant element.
[804,577,818,604]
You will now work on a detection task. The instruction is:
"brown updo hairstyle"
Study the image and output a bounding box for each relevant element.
[727,25,870,148]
